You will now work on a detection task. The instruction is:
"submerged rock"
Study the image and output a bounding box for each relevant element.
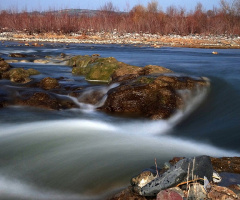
[8,53,27,58]
[40,77,60,90]
[27,68,41,76]
[34,59,50,64]
[16,92,76,110]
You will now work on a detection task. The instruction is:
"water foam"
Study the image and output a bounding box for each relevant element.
[0,49,37,55]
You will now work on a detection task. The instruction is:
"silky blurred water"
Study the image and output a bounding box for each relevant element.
[0,42,240,199]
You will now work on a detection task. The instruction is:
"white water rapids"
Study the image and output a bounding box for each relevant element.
[0,85,239,200]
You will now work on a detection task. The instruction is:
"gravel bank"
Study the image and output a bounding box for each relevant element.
[1,32,240,48]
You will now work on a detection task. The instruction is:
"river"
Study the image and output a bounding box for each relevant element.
[0,42,240,199]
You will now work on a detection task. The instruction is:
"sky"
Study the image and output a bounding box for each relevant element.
[0,0,223,12]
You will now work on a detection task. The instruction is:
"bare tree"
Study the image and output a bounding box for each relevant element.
[147,0,159,13]
[220,0,240,15]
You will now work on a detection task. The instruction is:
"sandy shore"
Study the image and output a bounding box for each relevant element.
[1,32,240,49]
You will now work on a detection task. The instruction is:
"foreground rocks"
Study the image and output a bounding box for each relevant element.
[109,156,240,200]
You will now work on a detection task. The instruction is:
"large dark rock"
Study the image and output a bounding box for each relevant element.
[139,155,213,196]
[99,75,208,119]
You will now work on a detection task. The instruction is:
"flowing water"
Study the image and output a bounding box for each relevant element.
[0,42,240,199]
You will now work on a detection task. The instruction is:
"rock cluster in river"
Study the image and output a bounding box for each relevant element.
[109,156,240,200]
[0,57,40,83]
[68,55,209,119]
[0,53,210,119]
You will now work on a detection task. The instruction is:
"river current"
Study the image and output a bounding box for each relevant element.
[0,42,240,199]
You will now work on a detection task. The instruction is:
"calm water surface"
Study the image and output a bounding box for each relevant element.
[0,42,240,199]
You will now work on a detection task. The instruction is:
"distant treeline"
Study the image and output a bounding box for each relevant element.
[0,0,239,36]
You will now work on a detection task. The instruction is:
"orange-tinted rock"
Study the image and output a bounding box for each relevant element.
[208,185,238,199]
[40,77,60,90]
[210,157,240,173]
[169,157,185,166]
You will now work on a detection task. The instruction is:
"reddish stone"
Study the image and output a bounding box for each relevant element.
[157,188,183,200]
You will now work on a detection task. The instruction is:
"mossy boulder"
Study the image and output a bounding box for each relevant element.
[69,55,128,82]
[68,55,173,83]
[40,77,59,90]
[0,58,11,77]
[2,68,31,83]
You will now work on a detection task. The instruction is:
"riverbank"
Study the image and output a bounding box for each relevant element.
[1,32,240,49]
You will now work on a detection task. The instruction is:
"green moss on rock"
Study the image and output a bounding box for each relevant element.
[27,68,41,76]
[3,68,31,83]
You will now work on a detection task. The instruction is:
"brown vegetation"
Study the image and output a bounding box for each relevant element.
[0,0,239,36]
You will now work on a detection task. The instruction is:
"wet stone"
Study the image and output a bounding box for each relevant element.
[140,155,213,196]
[208,185,238,199]
[187,183,207,200]
[156,187,184,200]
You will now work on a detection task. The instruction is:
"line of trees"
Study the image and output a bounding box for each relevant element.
[0,0,239,36]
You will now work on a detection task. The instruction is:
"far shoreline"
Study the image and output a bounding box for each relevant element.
[1,32,240,49]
